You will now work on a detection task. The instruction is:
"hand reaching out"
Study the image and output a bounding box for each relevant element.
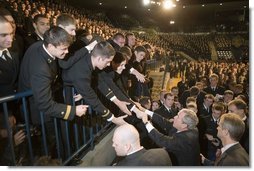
[76,105,89,117]
[112,115,128,126]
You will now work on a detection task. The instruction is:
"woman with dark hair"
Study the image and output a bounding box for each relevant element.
[98,52,156,149]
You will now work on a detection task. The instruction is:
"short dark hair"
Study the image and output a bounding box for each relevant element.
[134,45,147,54]
[190,86,200,97]
[43,26,73,47]
[212,102,225,113]
[0,8,12,17]
[139,96,151,107]
[56,13,76,26]
[91,41,116,59]
[33,14,48,23]
[112,52,127,71]
[164,92,174,99]
[113,32,125,41]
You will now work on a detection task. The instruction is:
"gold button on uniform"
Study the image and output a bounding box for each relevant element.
[61,111,64,115]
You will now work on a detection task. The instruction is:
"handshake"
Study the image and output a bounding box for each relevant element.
[132,106,149,124]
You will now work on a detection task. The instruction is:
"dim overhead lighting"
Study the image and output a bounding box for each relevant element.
[220,3,223,6]
[170,20,175,24]
[183,5,185,8]
[125,6,127,9]
[148,8,151,11]
[202,4,205,7]
[143,0,150,5]
[99,2,102,5]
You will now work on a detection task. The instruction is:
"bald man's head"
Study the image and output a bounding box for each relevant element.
[112,124,141,156]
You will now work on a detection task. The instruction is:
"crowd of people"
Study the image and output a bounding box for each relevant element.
[0,0,249,166]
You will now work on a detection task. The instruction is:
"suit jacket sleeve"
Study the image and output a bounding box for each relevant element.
[58,46,89,69]
[148,128,184,154]
[30,61,75,120]
[151,113,174,134]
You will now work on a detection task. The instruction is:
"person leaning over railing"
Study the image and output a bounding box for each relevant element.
[18,27,88,157]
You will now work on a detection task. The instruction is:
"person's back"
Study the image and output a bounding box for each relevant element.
[116,148,172,166]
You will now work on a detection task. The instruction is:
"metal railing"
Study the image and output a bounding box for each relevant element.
[0,88,112,166]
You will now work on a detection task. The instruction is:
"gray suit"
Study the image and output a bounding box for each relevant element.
[215,143,249,166]
[204,143,249,166]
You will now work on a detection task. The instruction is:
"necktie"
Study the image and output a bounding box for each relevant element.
[1,50,7,60]
[1,50,11,61]
[207,108,209,113]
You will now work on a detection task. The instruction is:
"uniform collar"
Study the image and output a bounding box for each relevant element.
[42,44,55,62]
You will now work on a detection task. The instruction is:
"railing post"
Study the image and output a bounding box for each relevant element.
[40,112,48,156]
[2,103,16,165]
[22,97,34,163]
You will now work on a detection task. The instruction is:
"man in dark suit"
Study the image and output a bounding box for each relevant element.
[112,124,172,166]
[153,92,177,135]
[197,94,215,156]
[0,16,20,97]
[0,8,25,60]
[201,113,249,166]
[203,73,225,97]
[201,102,225,161]
[155,92,177,120]
[137,108,201,166]
[228,99,249,154]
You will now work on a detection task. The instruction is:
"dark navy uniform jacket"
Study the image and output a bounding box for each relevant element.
[62,53,115,120]
[19,41,75,124]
